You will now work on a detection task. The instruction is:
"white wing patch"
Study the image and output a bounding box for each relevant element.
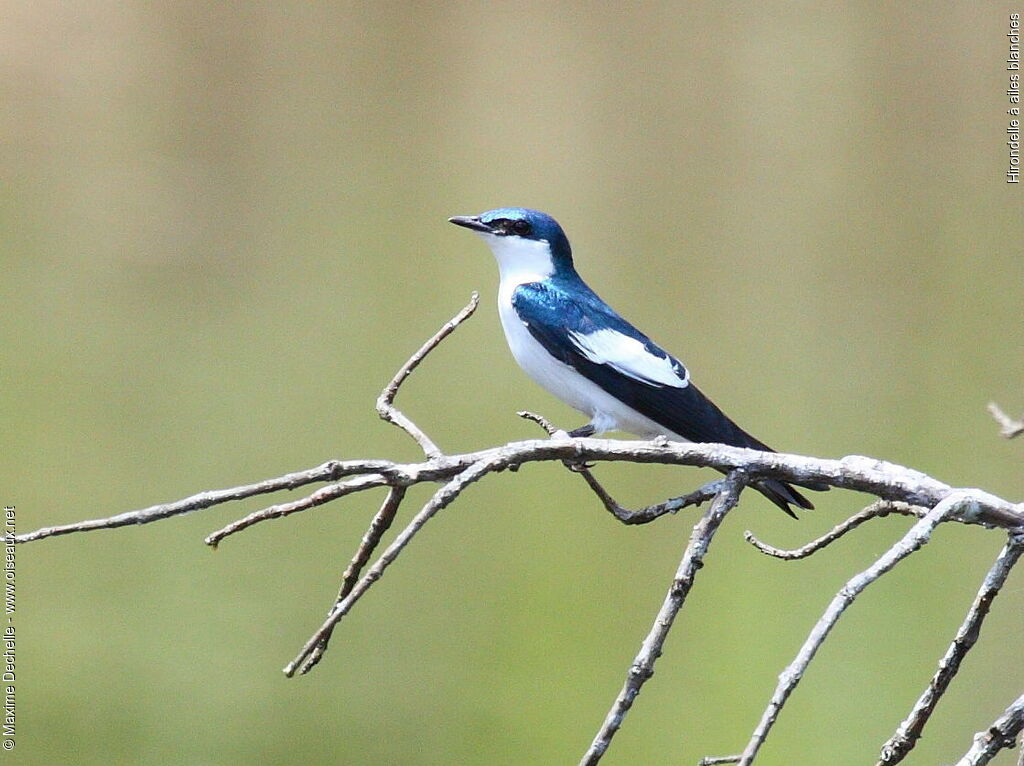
[568,328,689,388]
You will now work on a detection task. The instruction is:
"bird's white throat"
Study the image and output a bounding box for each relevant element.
[474,232,555,289]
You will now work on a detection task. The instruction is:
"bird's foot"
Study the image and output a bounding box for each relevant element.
[563,460,595,473]
[518,411,594,469]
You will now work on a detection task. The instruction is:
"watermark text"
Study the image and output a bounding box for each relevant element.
[2,506,15,751]
[1008,13,1021,183]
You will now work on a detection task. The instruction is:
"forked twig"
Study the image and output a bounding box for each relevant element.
[519,410,764,524]
[579,472,747,766]
[17,442,1024,548]
[575,469,728,524]
[877,533,1024,764]
[283,458,495,676]
[745,500,925,560]
[205,474,390,547]
[296,486,408,675]
[735,493,969,765]
[13,459,373,543]
[377,292,479,457]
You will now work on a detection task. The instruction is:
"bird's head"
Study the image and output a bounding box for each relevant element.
[449,207,574,281]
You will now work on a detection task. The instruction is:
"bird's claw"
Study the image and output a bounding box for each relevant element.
[563,460,595,473]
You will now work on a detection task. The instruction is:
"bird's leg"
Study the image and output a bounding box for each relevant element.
[564,424,597,470]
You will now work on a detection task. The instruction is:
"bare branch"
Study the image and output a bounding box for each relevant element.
[296,486,408,675]
[376,292,479,457]
[204,473,390,547]
[575,469,727,524]
[19,439,1024,547]
[988,401,1024,439]
[698,758,741,766]
[736,493,969,765]
[579,473,747,766]
[12,458,387,543]
[517,409,562,435]
[517,410,724,523]
[283,458,495,676]
[13,288,1024,766]
[15,295,1024,766]
[744,501,925,560]
[953,692,1024,766]
[877,533,1024,765]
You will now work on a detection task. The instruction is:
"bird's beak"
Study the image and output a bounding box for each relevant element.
[448,215,493,233]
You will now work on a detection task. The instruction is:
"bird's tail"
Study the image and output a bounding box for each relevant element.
[755,478,826,518]
[731,429,828,517]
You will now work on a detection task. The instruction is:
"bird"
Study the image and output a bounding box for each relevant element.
[448,207,826,516]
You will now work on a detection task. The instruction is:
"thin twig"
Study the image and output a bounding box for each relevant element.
[745,501,925,560]
[698,757,741,766]
[575,470,727,524]
[12,459,384,543]
[988,402,1024,439]
[517,409,562,435]
[877,533,1024,765]
[519,411,776,525]
[736,493,969,765]
[295,486,408,676]
[377,292,479,457]
[204,474,390,547]
[953,692,1024,766]
[283,458,495,676]
[579,473,747,766]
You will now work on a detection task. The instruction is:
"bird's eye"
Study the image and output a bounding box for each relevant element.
[511,219,532,236]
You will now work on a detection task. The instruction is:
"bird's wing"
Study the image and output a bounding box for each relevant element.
[511,281,772,449]
[512,280,824,515]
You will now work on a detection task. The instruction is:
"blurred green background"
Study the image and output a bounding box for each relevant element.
[4,2,1023,764]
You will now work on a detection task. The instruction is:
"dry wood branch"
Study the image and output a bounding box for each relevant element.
[579,473,746,766]
[283,458,497,676]
[13,459,381,543]
[377,292,479,457]
[988,402,1024,439]
[519,410,726,523]
[698,758,740,766]
[744,501,925,560]
[13,295,1024,766]
[297,486,407,675]
[953,692,1024,766]
[877,533,1024,765]
[574,469,728,524]
[205,474,390,547]
[18,442,1023,547]
[736,494,968,765]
